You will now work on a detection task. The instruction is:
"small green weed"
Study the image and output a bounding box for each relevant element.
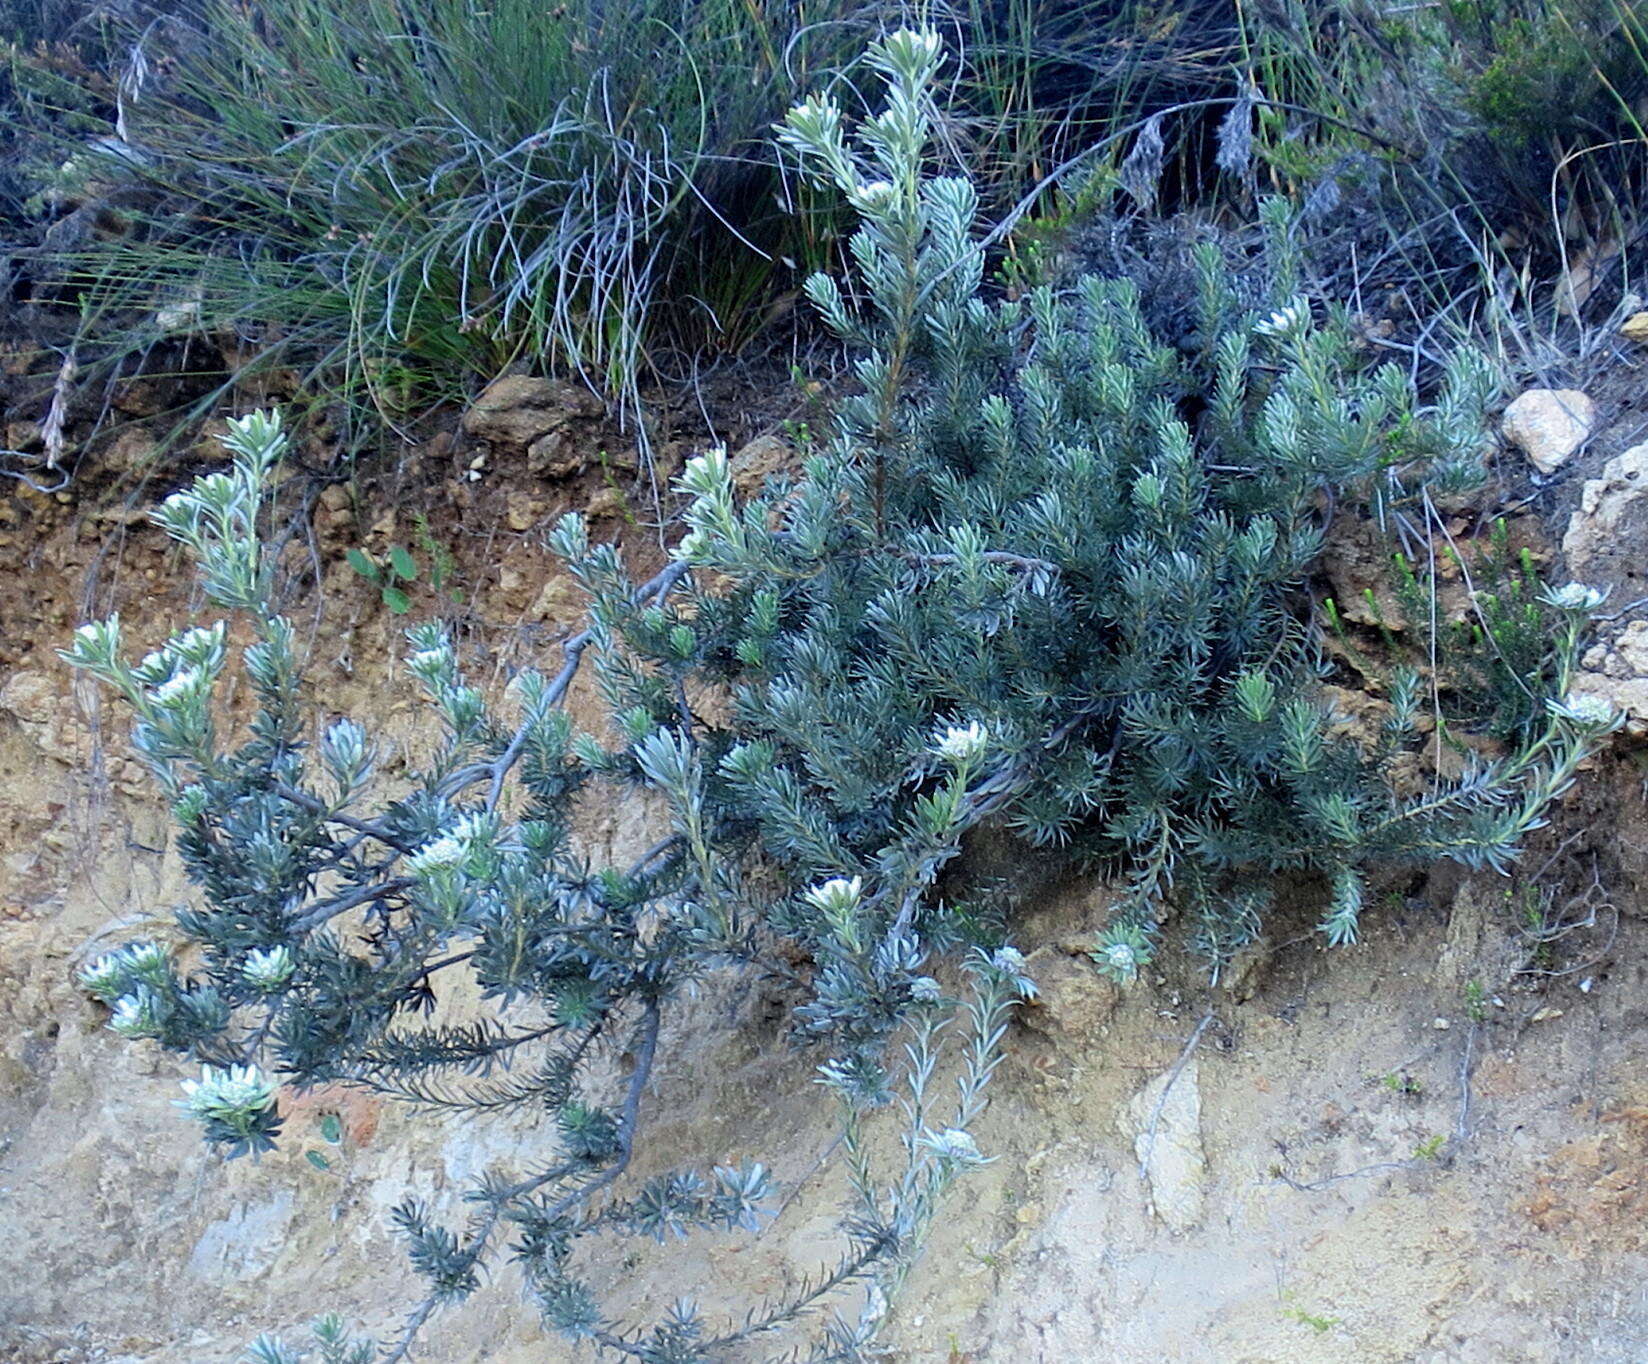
[1509,883,1558,970]
[303,1110,345,1173]
[1280,1294,1341,1334]
[347,522,462,615]
[1390,520,1557,744]
[1376,1070,1424,1098]
[413,514,463,605]
[1411,1132,1447,1161]
[346,545,418,616]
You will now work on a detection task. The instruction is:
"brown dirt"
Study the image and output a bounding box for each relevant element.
[3,408,1648,1364]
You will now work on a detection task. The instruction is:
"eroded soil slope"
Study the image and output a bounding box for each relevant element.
[4,403,1648,1362]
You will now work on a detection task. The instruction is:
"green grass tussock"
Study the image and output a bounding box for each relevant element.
[9,0,1240,449]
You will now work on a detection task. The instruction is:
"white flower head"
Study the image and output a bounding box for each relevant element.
[850,179,896,211]
[109,988,164,1039]
[1548,692,1618,729]
[173,623,227,661]
[151,665,203,707]
[921,1126,985,1166]
[672,529,711,564]
[1254,297,1311,338]
[225,408,284,450]
[782,96,844,155]
[679,446,729,498]
[882,27,944,71]
[803,875,864,918]
[176,1063,277,1124]
[66,617,120,669]
[983,943,1038,999]
[137,648,170,678]
[407,646,451,681]
[79,951,130,1001]
[1542,582,1607,613]
[408,834,466,878]
[909,28,943,60]
[123,940,171,983]
[451,810,497,847]
[934,720,989,765]
[242,945,296,992]
[991,945,1026,974]
[1104,941,1137,974]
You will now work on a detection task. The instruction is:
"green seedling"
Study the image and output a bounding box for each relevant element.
[413,514,463,604]
[1412,1132,1446,1161]
[1377,1070,1423,1097]
[349,524,463,614]
[1280,1292,1341,1334]
[347,544,418,614]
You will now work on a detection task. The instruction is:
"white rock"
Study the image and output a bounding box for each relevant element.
[1501,389,1596,474]
[1616,621,1648,674]
[1571,619,1648,736]
[1118,1059,1206,1233]
[1563,440,1648,584]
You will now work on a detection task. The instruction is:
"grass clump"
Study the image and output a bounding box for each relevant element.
[13,0,1238,451]
[1238,0,1648,339]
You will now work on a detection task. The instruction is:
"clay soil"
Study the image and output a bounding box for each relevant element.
[3,407,1648,1362]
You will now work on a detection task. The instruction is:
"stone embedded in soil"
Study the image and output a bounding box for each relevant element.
[506,493,546,532]
[1118,1058,1207,1234]
[1562,439,1648,594]
[111,376,169,416]
[729,434,795,497]
[1434,880,1490,989]
[100,427,157,474]
[1576,618,1648,735]
[584,486,626,520]
[0,670,56,727]
[1501,388,1596,474]
[1621,311,1648,344]
[1219,936,1272,1003]
[4,419,40,452]
[531,574,582,627]
[526,428,585,479]
[461,375,603,451]
[1017,948,1120,1041]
